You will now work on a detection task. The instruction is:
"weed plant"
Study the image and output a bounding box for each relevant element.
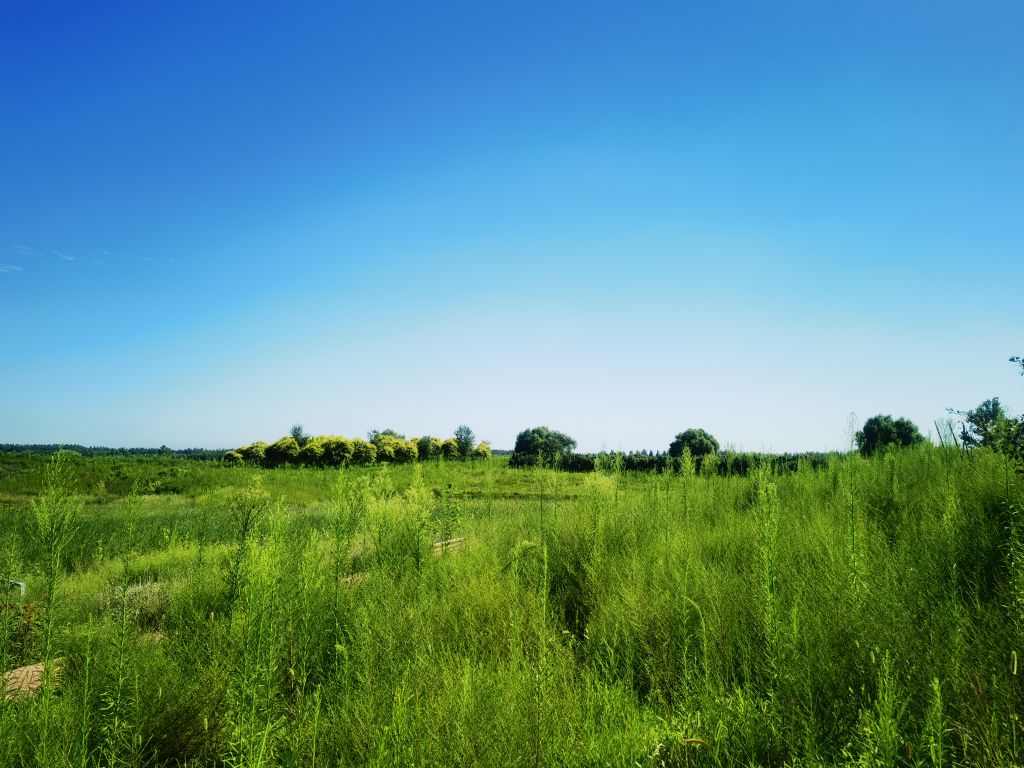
[0,447,1020,765]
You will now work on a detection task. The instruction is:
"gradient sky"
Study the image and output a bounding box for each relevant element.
[2,1,1021,452]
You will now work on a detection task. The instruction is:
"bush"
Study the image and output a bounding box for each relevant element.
[372,434,399,463]
[417,436,443,460]
[473,442,492,460]
[321,436,353,467]
[393,439,418,464]
[350,439,377,466]
[440,438,459,460]
[298,436,327,467]
[222,450,244,466]
[238,442,268,466]
[265,436,301,468]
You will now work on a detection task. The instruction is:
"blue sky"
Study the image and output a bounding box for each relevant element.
[2,1,1021,452]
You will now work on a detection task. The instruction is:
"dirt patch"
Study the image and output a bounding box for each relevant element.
[3,658,62,700]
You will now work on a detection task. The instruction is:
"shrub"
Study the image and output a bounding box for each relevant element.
[372,434,400,463]
[298,436,327,467]
[265,436,301,468]
[238,442,268,466]
[350,439,377,466]
[417,436,443,460]
[222,451,244,466]
[440,438,459,460]
[473,441,492,460]
[393,439,418,464]
[321,436,354,467]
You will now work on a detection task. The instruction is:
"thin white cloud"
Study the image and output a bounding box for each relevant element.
[0,265,24,273]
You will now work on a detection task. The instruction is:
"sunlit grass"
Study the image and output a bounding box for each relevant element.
[0,447,1020,765]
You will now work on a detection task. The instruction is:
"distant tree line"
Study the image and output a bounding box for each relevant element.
[223,425,491,468]
[507,425,843,476]
[0,444,224,460]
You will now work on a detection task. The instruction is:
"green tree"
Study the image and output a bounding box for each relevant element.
[668,428,720,460]
[454,425,475,459]
[510,426,577,468]
[368,428,405,442]
[473,441,492,460]
[417,436,443,460]
[855,415,924,457]
[290,424,308,447]
[953,397,1024,456]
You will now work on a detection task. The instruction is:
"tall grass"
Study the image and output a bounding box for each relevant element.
[0,447,1020,765]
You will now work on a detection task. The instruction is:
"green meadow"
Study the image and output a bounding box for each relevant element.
[0,448,1021,766]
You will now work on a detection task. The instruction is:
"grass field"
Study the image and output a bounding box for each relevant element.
[0,448,1021,766]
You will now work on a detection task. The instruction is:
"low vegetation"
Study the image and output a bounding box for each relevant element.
[0,441,1021,766]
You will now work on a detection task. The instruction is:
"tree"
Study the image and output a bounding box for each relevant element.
[454,425,475,459]
[854,415,924,457]
[510,426,577,468]
[473,441,492,460]
[290,424,308,447]
[368,428,405,442]
[417,436,443,460]
[668,429,719,460]
[953,397,1024,455]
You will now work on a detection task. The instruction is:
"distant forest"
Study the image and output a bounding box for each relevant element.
[0,444,224,460]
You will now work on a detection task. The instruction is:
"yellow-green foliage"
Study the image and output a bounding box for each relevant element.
[473,441,492,459]
[372,434,400,463]
[238,441,268,465]
[441,437,459,460]
[417,436,443,460]
[350,439,377,465]
[394,438,418,463]
[265,436,300,467]
[298,436,327,467]
[321,436,353,467]
[222,450,244,466]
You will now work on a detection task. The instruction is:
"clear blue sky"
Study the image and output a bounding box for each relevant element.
[2,1,1021,452]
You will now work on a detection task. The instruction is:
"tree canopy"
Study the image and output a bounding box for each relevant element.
[510,426,577,468]
[854,415,924,457]
[668,428,719,459]
[454,425,475,459]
